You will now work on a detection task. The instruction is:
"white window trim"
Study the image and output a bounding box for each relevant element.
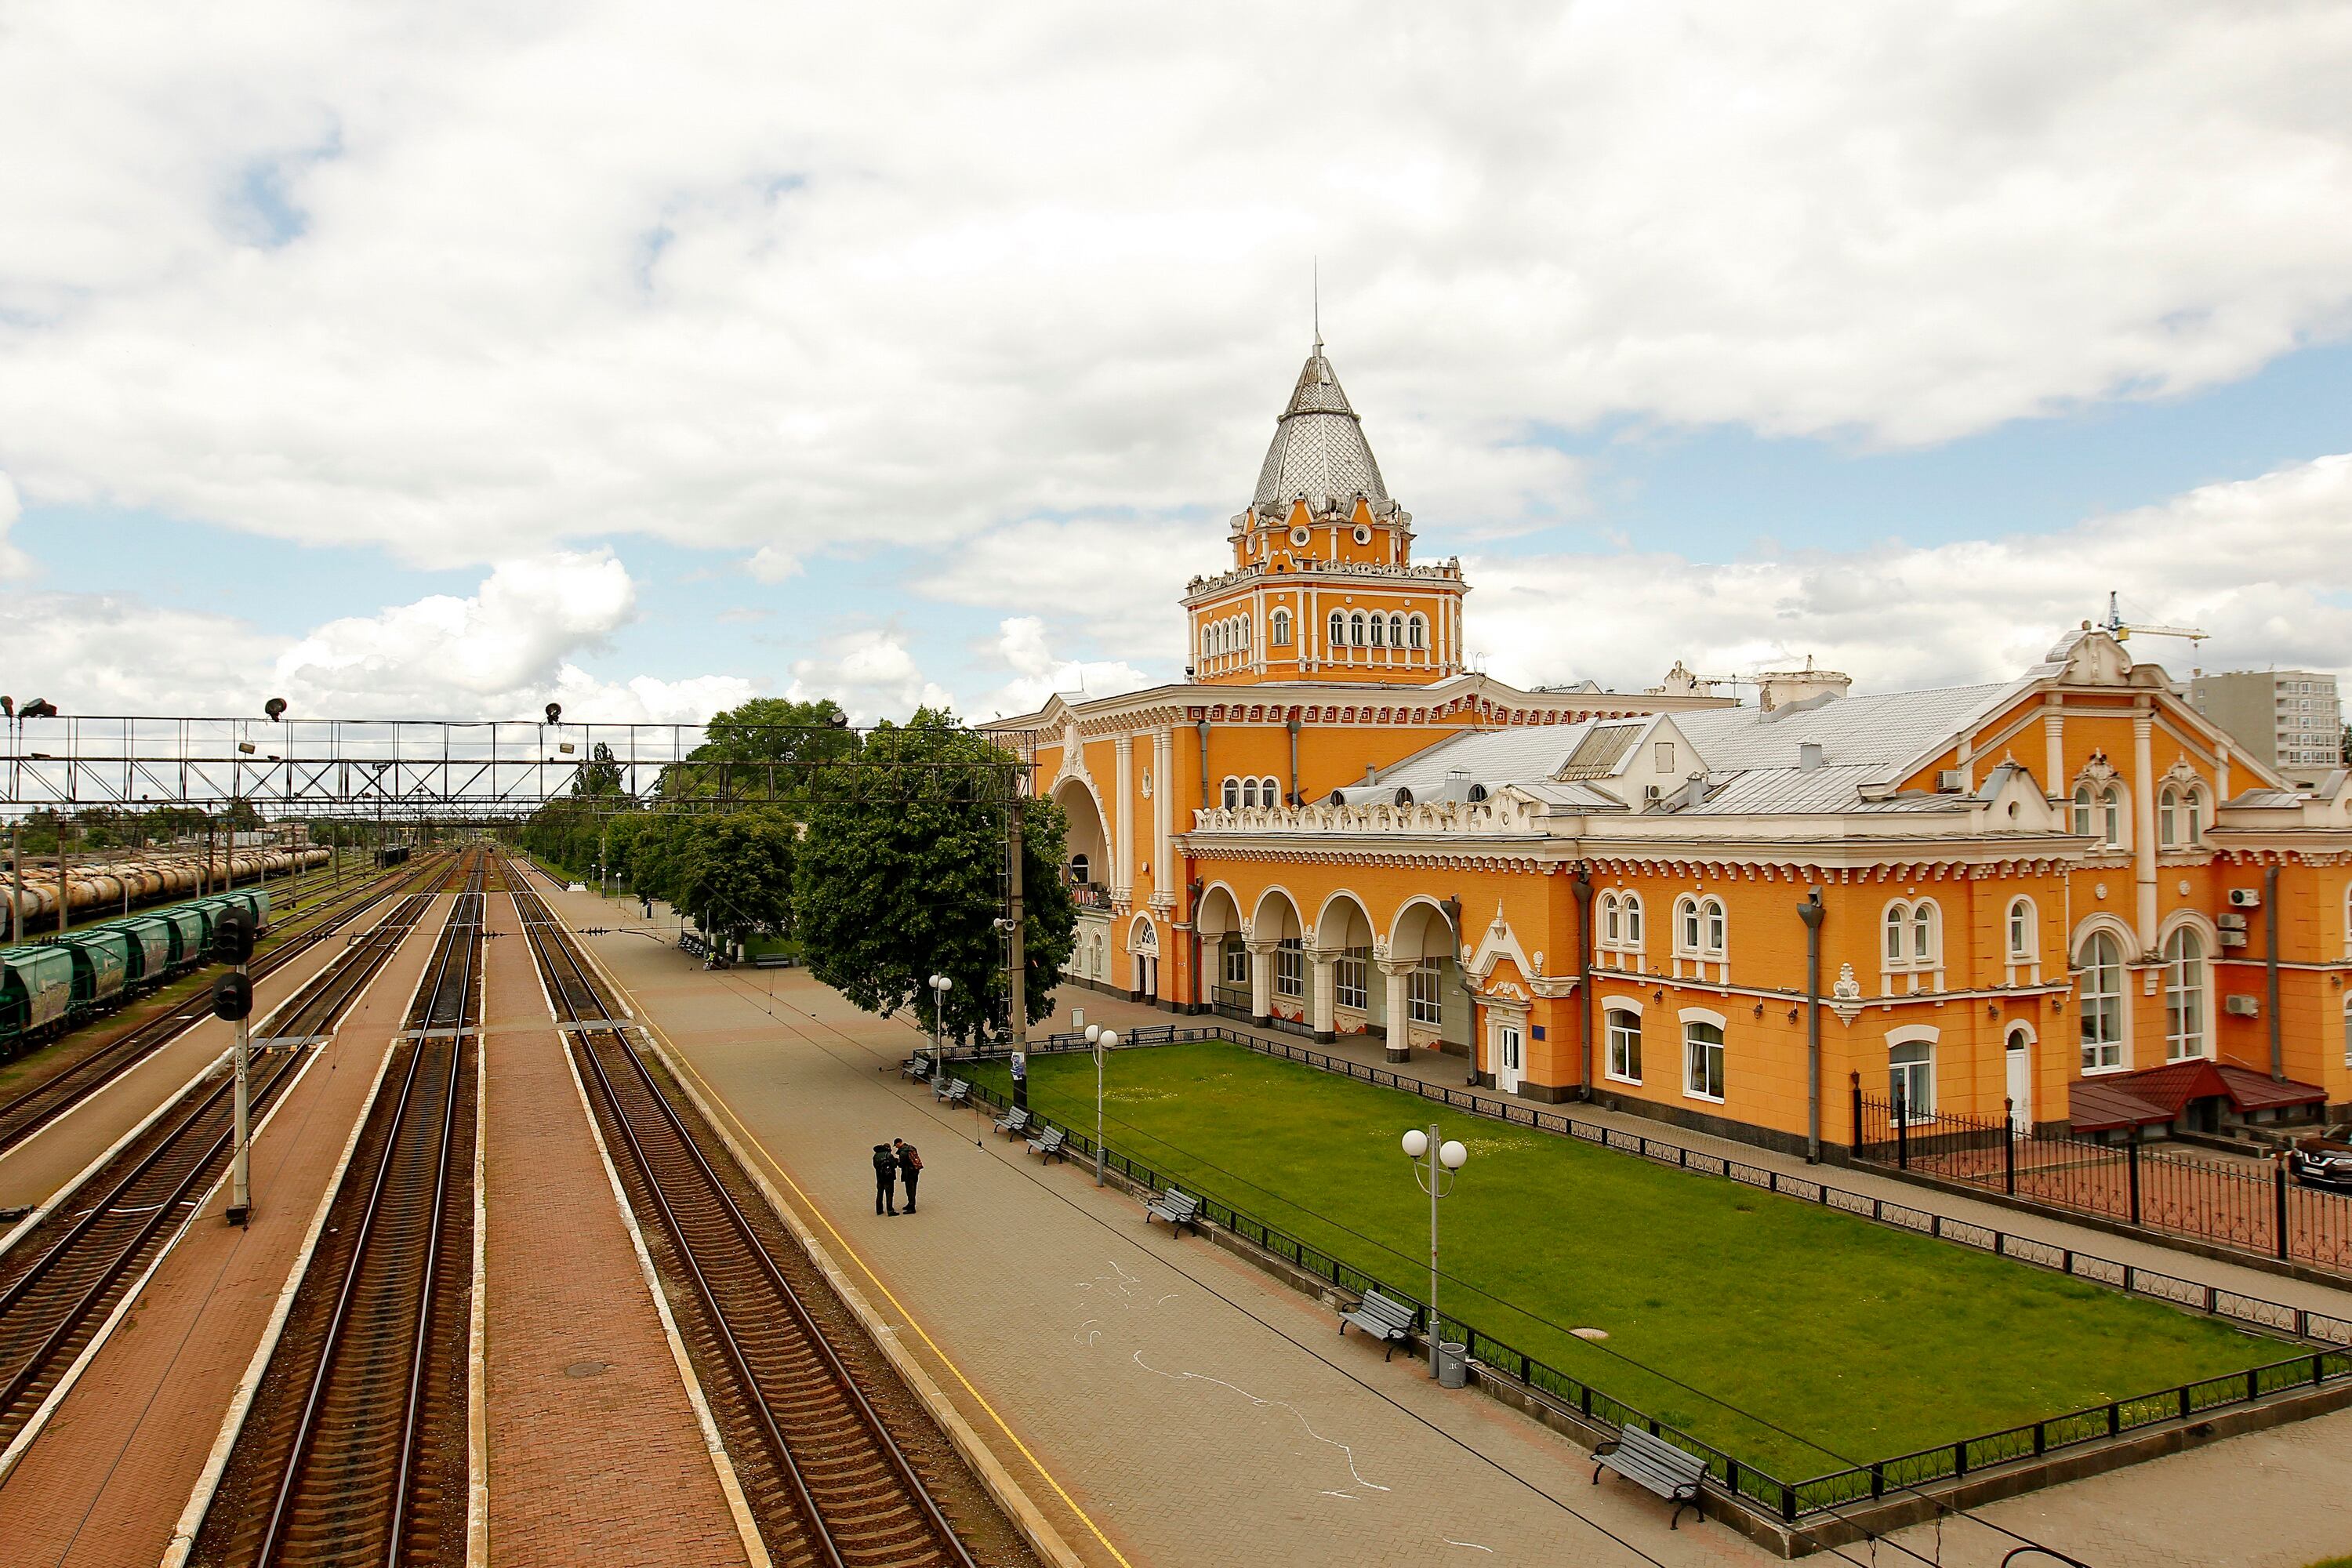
[2072,920,2135,1074]
[1679,1008,1727,1104]
[1602,1004,1643,1085]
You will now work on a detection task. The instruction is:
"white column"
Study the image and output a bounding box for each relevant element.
[1378,958,1414,1062]
[1308,949,1338,1040]
[2133,710,2158,953]
[1247,939,1276,1022]
[1112,736,1134,898]
[2217,742,2232,804]
[2043,710,2064,799]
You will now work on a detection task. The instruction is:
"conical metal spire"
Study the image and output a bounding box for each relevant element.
[1253,339,1387,514]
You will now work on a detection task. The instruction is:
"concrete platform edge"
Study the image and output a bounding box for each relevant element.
[557,1029,772,1568]
[0,1044,228,1265]
[466,1022,489,1568]
[159,1033,401,1568]
[637,1023,1090,1568]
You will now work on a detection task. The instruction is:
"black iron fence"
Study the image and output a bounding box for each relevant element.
[954,1070,2352,1521]
[1852,1088,2352,1274]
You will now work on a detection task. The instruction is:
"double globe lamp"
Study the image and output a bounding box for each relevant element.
[1402,1126,1468,1380]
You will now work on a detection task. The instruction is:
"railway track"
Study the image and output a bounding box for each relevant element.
[188,853,484,1568]
[511,880,988,1568]
[0,886,441,1453]
[0,851,456,1161]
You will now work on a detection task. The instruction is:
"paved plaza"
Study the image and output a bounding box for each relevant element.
[552,887,2352,1568]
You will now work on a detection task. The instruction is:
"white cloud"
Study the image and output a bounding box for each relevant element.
[745,546,802,583]
[1470,451,2352,695]
[978,615,1155,719]
[783,628,957,724]
[915,517,1215,663]
[2,3,2349,567]
[0,550,753,722]
[0,474,28,580]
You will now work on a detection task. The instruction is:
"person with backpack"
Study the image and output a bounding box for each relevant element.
[894,1138,923,1214]
[872,1142,899,1215]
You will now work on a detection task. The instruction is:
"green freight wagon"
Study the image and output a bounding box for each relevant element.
[162,906,209,968]
[57,929,132,1008]
[107,915,177,984]
[1,946,76,1056]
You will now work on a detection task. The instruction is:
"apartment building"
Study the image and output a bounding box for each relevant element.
[2190,669,2343,776]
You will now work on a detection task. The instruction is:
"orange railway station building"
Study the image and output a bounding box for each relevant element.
[988,341,2352,1158]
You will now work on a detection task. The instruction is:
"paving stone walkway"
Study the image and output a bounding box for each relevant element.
[558,887,2352,1567]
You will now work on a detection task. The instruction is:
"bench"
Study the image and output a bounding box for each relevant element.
[751,953,795,969]
[935,1076,971,1109]
[1338,1289,1417,1361]
[1025,1125,1068,1163]
[1145,1188,1201,1237]
[1592,1425,1707,1529]
[993,1105,1033,1137]
[902,1053,931,1082]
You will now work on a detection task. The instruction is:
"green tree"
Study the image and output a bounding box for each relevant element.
[671,808,797,939]
[659,697,856,804]
[794,710,1075,1042]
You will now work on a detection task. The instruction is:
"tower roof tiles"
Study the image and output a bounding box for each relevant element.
[1252,342,1389,517]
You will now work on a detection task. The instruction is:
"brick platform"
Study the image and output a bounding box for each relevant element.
[479,889,752,1568]
[0,896,446,1567]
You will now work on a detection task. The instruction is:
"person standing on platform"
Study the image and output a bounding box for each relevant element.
[895,1138,922,1213]
[872,1142,899,1215]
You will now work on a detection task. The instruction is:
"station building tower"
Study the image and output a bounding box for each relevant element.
[1184,339,1468,685]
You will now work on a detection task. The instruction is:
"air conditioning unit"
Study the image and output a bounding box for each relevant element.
[2219,930,2248,949]
[1642,784,1662,804]
[1935,770,1965,792]
[2223,994,2261,1018]
[2216,912,2248,931]
[2228,887,2263,909]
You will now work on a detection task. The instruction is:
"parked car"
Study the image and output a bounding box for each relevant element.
[2289,1126,2352,1191]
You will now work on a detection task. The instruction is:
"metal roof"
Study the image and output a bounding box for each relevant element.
[1555,721,1647,779]
[1671,683,2013,775]
[1374,721,1605,791]
[1680,764,1955,816]
[1252,343,1389,515]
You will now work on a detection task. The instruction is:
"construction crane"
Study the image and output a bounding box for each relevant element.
[2100,590,2208,645]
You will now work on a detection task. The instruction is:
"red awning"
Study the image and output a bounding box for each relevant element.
[2068,1059,2325,1132]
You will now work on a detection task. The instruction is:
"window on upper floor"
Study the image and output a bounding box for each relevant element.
[1069,854,1089,886]
[1270,608,1293,646]
[1349,612,1367,646]
[1368,614,1385,648]
[1262,775,1282,807]
[2071,782,2125,848]
[2158,785,2205,848]
[2006,897,2038,964]
[1240,778,1260,809]
[1330,611,1347,648]
[1673,895,1726,959]
[1882,898,1942,975]
[1388,613,1405,648]
[1600,891,1620,945]
[1408,615,1428,651]
[1221,777,1239,810]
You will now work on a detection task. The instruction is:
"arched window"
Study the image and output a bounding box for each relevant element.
[1623,894,1643,947]
[1409,615,1427,650]
[1889,1039,1934,1120]
[1675,895,1700,955]
[2186,789,2203,844]
[2101,786,2123,848]
[1606,1008,1642,1083]
[1349,612,1367,646]
[2163,927,2208,1061]
[1368,613,1385,648]
[2158,786,2181,848]
[1683,1019,1726,1101]
[1703,898,1726,956]
[2006,897,2037,963]
[1069,853,1089,886]
[1600,892,1621,944]
[1330,611,1347,648]
[1883,904,1907,965]
[2079,931,2126,1070]
[1221,777,1240,811]
[1240,617,1250,648]
[1241,779,1259,809]
[1912,902,1936,964]
[1262,775,1282,807]
[2071,784,2094,837]
[1271,608,1292,647]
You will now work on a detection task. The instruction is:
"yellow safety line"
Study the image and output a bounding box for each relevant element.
[640,1014,1135,1568]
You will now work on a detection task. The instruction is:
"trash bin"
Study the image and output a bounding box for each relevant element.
[1436,1341,1468,1389]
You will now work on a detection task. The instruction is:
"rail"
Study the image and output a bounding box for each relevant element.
[518,881,976,1568]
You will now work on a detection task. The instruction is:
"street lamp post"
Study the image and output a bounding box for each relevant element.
[1401,1124,1468,1379]
[1085,1025,1120,1185]
[928,973,953,1066]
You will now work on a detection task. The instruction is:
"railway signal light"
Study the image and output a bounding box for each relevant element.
[211,972,253,1022]
[212,909,256,966]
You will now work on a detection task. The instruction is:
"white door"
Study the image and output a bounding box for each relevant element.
[1496,1022,1523,1094]
[2005,1033,2031,1132]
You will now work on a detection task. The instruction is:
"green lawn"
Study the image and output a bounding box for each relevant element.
[975,1041,2291,1481]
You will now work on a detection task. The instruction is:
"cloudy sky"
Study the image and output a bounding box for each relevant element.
[3,2,2350,727]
